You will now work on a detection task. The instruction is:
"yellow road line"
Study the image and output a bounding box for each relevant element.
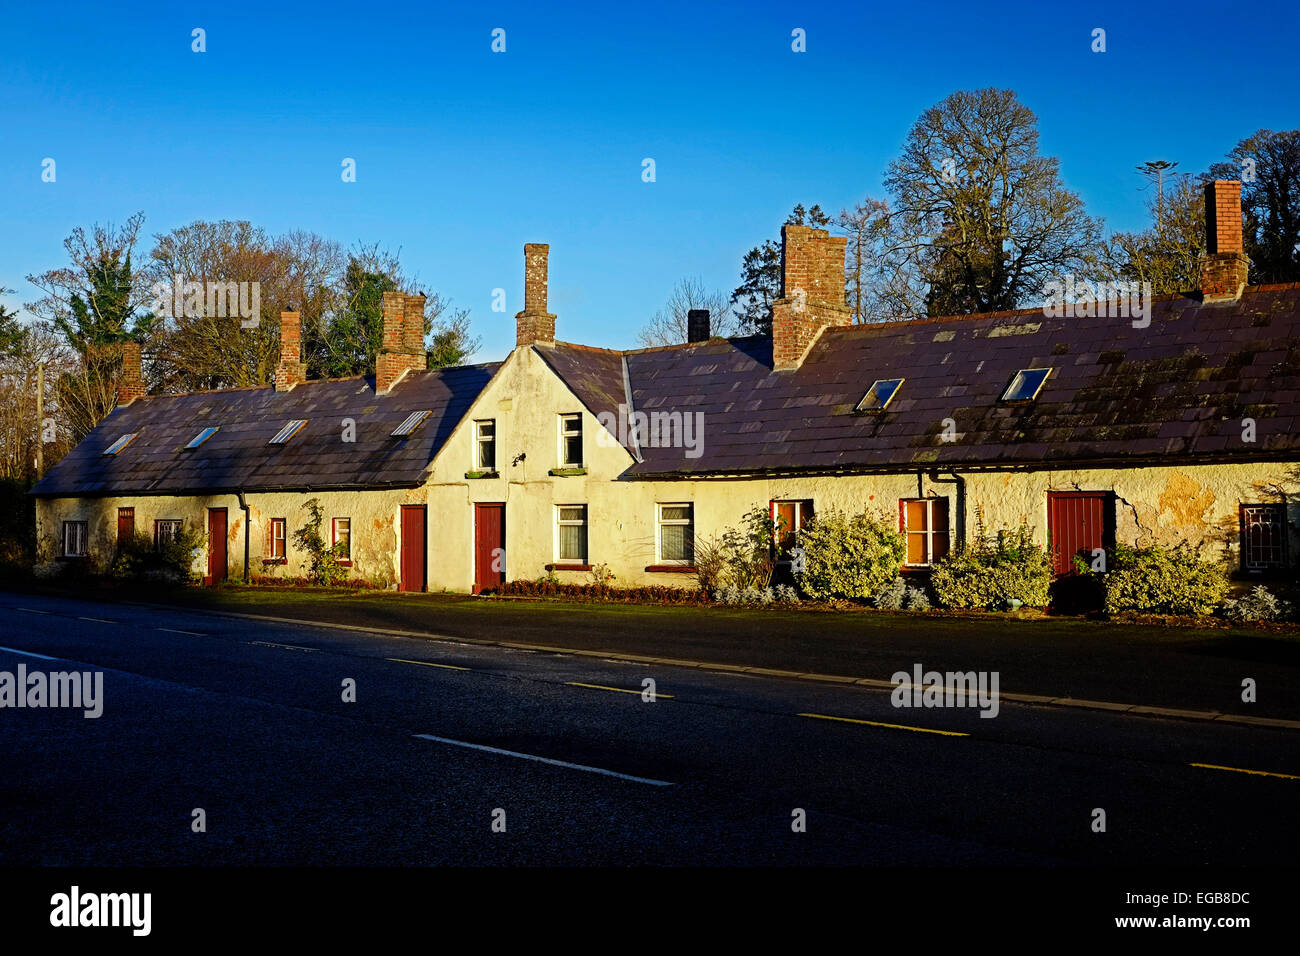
[799,712,969,737]
[567,681,674,699]
[1190,762,1300,780]
[388,658,470,671]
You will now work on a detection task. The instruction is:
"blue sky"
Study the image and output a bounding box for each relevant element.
[3,0,1298,360]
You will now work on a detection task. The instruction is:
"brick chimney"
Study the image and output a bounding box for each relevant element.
[116,340,146,405]
[772,225,851,370]
[274,312,307,391]
[376,292,426,393]
[1201,180,1250,302]
[687,309,710,343]
[515,243,556,347]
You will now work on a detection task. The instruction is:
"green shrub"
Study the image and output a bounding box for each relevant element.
[1221,585,1293,623]
[696,505,779,592]
[930,524,1053,610]
[109,524,205,585]
[793,508,905,600]
[292,498,349,587]
[1099,544,1228,615]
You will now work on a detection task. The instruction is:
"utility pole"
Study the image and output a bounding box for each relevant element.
[35,362,44,478]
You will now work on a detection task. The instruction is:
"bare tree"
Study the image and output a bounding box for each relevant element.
[637,277,739,347]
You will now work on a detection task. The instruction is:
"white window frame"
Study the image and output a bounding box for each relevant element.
[474,420,496,471]
[269,518,287,560]
[555,505,588,564]
[154,519,183,551]
[900,498,950,567]
[559,413,583,467]
[63,520,88,557]
[656,503,694,565]
[332,517,351,561]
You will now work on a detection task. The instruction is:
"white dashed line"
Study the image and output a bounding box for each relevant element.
[412,734,674,787]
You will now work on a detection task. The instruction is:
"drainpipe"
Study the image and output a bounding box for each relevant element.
[927,470,966,550]
[237,492,250,583]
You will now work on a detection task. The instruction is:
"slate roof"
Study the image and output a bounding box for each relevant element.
[550,285,1300,477]
[31,364,500,497]
[532,342,633,451]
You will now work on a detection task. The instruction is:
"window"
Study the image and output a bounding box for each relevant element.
[269,420,307,445]
[104,433,136,455]
[657,504,694,565]
[856,378,904,413]
[901,498,950,566]
[62,521,88,557]
[770,499,814,560]
[332,518,351,561]
[556,505,588,563]
[268,518,287,560]
[154,519,182,550]
[1241,504,1286,572]
[1001,368,1052,403]
[392,410,432,438]
[186,427,219,449]
[559,414,583,466]
[475,420,496,470]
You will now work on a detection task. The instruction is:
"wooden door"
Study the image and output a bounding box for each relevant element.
[474,503,506,594]
[117,507,135,549]
[1047,492,1108,575]
[207,508,228,585]
[400,505,427,592]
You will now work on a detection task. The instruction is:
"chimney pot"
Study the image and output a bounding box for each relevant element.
[274,311,307,391]
[516,243,557,347]
[687,309,710,343]
[772,225,850,370]
[1201,180,1250,301]
[376,293,426,393]
[116,340,146,405]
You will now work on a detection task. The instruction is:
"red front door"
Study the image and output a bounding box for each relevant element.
[400,505,427,592]
[207,508,228,585]
[474,503,506,594]
[117,507,135,549]
[1047,492,1109,575]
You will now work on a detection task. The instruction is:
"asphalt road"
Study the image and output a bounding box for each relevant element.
[1,592,1296,866]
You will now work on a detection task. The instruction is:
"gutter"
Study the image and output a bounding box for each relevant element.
[927,470,967,550]
[237,492,251,583]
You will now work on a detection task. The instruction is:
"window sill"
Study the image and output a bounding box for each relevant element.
[645,564,697,573]
[465,470,500,480]
[262,558,287,566]
[548,467,588,477]
[336,560,353,568]
[545,563,592,571]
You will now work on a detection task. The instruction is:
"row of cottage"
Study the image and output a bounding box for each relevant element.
[32,181,1300,591]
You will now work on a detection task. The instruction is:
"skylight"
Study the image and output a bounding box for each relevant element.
[103,434,137,456]
[1002,368,1052,402]
[268,420,308,445]
[856,378,904,413]
[391,410,432,438]
[186,426,219,449]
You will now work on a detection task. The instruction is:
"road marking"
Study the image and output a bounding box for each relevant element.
[14,608,50,614]
[0,645,60,661]
[1190,762,1300,781]
[566,681,674,699]
[246,641,317,652]
[157,628,204,636]
[799,712,970,737]
[77,617,116,624]
[412,734,673,787]
[389,657,469,671]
